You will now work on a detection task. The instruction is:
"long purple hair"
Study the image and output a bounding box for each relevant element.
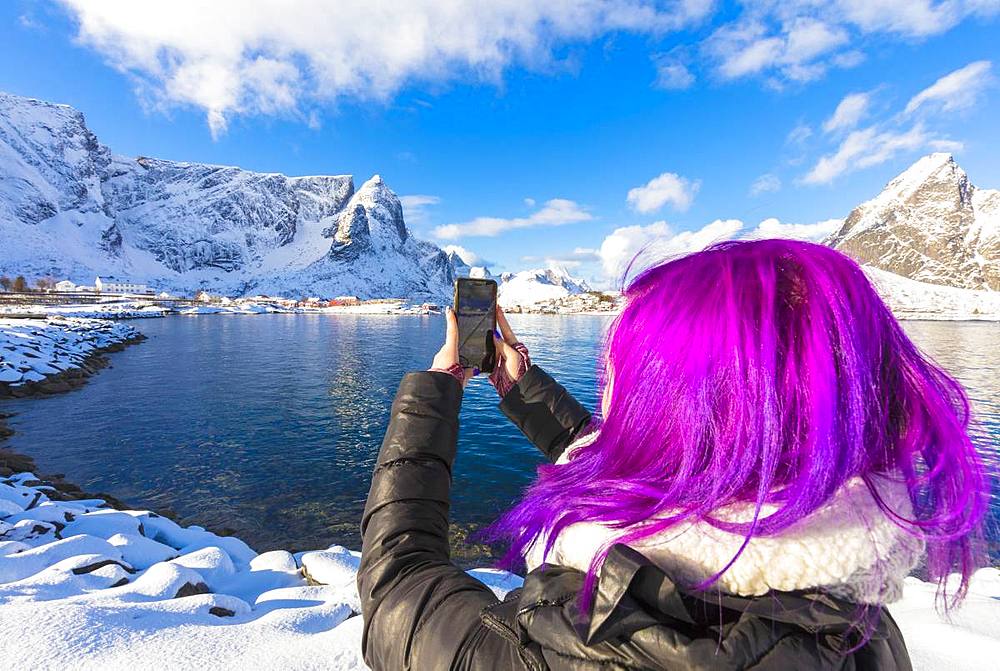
[489,238,989,608]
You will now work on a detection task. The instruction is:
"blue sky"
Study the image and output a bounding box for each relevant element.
[2,1,999,286]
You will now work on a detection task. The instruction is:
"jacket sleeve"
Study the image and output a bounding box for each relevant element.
[358,371,522,671]
[499,365,592,462]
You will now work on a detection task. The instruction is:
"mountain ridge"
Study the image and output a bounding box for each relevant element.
[2,91,997,307]
[827,152,999,291]
[0,91,454,300]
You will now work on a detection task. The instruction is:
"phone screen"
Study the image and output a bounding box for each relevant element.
[454,278,497,372]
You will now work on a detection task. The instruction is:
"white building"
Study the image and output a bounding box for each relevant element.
[54,280,78,293]
[95,276,152,294]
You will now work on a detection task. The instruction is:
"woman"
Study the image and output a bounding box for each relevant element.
[358,239,988,670]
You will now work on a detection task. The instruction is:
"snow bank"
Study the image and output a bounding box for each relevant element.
[0,475,995,669]
[867,267,1000,320]
[0,317,142,388]
[0,302,168,320]
[0,473,522,670]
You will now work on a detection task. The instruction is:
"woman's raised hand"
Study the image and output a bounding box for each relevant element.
[429,307,476,387]
[489,306,531,398]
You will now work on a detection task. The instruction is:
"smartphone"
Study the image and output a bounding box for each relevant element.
[454,278,498,373]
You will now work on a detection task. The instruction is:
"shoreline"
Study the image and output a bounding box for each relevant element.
[0,320,155,522]
[0,333,147,400]
[0,314,499,563]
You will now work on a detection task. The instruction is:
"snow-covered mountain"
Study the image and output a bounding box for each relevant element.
[497,266,591,308]
[863,266,1000,320]
[446,250,492,280]
[827,153,999,291]
[0,91,455,299]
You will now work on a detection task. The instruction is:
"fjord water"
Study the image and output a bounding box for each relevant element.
[2,315,997,558]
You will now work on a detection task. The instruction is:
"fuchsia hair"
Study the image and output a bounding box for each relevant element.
[490,238,989,608]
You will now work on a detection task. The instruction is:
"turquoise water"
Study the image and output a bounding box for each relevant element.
[1,315,997,558]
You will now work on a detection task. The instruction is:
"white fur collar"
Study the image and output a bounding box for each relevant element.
[524,433,925,605]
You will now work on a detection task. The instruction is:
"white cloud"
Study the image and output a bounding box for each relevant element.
[710,23,784,79]
[803,124,930,184]
[544,257,583,269]
[655,61,696,89]
[835,0,994,37]
[399,194,441,224]
[549,215,847,282]
[928,138,965,152]
[434,198,592,239]
[823,92,870,132]
[442,244,488,266]
[784,17,848,63]
[749,217,842,241]
[904,60,994,114]
[598,218,743,278]
[47,1,1000,131]
[749,173,782,196]
[802,59,994,184]
[704,2,997,86]
[708,17,848,83]
[653,50,696,89]
[626,172,700,213]
[786,123,813,146]
[56,0,714,137]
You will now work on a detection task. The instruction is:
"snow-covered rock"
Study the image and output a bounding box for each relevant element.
[828,153,1000,291]
[106,533,179,570]
[0,316,141,389]
[498,266,591,308]
[0,302,168,320]
[0,473,525,670]
[0,91,455,301]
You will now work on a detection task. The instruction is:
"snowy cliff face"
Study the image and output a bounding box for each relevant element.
[0,91,454,299]
[498,267,591,307]
[827,153,1000,291]
[0,93,110,228]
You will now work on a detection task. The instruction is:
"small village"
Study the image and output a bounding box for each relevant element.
[0,274,445,315]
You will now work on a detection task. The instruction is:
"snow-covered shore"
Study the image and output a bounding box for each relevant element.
[0,317,144,392]
[0,302,169,320]
[0,299,442,320]
[0,472,996,669]
[0,472,521,670]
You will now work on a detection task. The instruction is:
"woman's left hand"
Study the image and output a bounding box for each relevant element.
[429,307,477,387]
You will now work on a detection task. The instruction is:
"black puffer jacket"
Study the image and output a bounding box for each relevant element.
[358,366,912,670]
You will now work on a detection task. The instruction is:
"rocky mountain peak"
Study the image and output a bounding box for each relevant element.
[827,153,998,291]
[328,174,408,259]
[871,153,972,208]
[0,90,452,300]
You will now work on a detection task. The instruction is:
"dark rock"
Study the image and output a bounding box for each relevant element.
[174,581,210,598]
[71,558,136,575]
[209,606,236,617]
[40,380,72,394]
